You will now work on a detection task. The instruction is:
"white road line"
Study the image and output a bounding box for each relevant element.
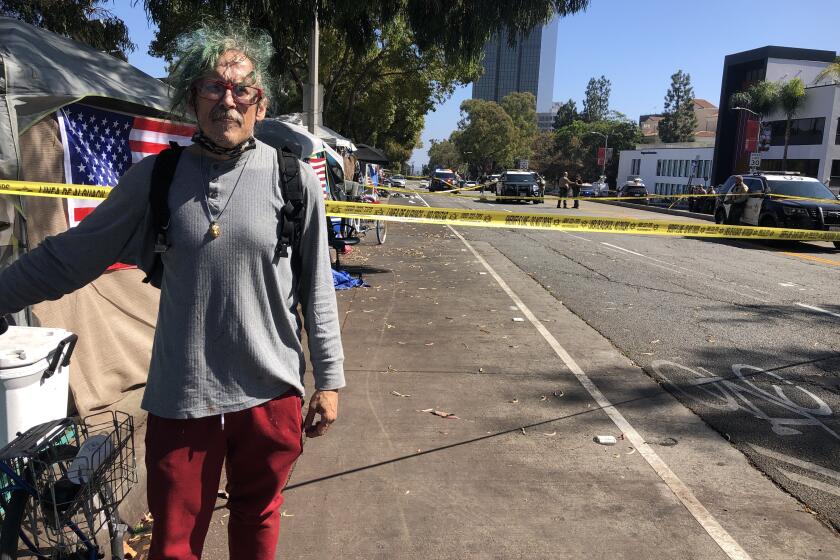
[748,444,840,481]
[599,241,768,303]
[796,302,840,319]
[601,242,645,257]
[445,228,752,560]
[564,232,594,243]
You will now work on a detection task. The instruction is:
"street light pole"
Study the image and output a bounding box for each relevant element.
[587,131,609,178]
[307,1,319,134]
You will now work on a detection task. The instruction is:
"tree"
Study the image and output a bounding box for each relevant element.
[427,139,461,171]
[530,130,564,181]
[1,0,134,59]
[500,91,538,161]
[778,78,807,171]
[657,70,697,143]
[145,2,590,163]
[452,99,517,172]
[730,80,779,118]
[815,56,840,84]
[552,99,579,130]
[582,76,611,122]
[553,116,641,186]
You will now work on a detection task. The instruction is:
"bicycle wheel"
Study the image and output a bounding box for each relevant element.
[0,445,78,560]
[375,218,387,244]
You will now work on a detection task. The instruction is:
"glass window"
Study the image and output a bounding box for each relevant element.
[657,160,662,176]
[832,160,840,187]
[678,160,684,177]
[836,119,840,145]
[769,117,826,146]
[766,178,836,200]
[666,160,672,176]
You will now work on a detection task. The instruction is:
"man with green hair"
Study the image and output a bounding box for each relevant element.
[0,24,344,559]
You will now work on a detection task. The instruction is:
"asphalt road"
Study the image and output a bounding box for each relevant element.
[415,185,840,532]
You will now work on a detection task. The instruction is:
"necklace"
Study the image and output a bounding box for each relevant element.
[200,149,251,239]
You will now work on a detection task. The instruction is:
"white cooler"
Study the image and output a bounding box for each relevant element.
[0,326,75,448]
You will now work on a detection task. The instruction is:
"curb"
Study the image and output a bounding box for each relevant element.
[591,199,714,222]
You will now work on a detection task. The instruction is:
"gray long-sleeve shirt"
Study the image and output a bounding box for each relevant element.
[0,140,345,418]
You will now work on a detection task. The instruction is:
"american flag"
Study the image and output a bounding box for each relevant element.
[57,103,194,228]
[308,157,328,200]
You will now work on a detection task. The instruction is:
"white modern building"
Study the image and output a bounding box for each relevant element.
[617,143,715,195]
[754,82,840,188]
[712,46,839,186]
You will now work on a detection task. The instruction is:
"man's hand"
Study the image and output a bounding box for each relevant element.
[303,390,339,437]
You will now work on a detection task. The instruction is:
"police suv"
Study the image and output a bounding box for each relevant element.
[713,172,840,249]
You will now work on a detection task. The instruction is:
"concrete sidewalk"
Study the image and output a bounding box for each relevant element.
[197,219,838,559]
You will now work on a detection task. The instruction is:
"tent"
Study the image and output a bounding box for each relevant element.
[0,17,176,417]
[273,113,357,151]
[354,143,390,165]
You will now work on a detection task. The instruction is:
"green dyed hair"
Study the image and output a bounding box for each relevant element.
[168,22,275,117]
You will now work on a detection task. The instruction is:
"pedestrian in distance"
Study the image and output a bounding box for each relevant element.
[0,22,344,560]
[725,175,750,225]
[572,174,583,209]
[557,171,572,208]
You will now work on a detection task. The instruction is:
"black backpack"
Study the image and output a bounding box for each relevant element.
[142,142,305,288]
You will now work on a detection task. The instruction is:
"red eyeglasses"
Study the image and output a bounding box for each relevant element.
[192,79,264,105]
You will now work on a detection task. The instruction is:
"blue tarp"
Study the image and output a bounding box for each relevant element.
[333,269,369,290]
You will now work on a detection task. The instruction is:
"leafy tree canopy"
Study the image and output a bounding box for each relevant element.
[553,98,579,130]
[552,116,641,186]
[582,75,611,122]
[1,0,134,59]
[452,99,518,172]
[658,70,697,143]
[427,139,461,172]
[500,91,538,160]
[144,1,590,165]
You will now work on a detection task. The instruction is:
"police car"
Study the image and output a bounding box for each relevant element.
[713,172,840,249]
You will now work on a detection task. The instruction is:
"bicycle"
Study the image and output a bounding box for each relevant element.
[343,188,388,245]
[0,317,136,560]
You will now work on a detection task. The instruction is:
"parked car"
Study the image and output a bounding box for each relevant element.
[496,170,544,203]
[618,177,649,204]
[579,182,597,198]
[713,172,840,248]
[591,176,609,197]
[390,175,407,187]
[430,169,458,192]
[419,179,429,189]
[464,180,478,189]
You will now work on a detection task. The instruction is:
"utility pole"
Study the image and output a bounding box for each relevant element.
[307,1,319,134]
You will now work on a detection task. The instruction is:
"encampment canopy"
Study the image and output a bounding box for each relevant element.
[0,16,173,180]
[274,113,357,151]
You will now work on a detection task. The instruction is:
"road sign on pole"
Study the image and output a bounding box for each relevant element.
[517,159,529,170]
[749,152,761,170]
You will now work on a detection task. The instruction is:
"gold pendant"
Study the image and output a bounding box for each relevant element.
[209,221,221,238]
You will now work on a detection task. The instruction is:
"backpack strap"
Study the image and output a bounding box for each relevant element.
[275,149,305,269]
[143,141,184,286]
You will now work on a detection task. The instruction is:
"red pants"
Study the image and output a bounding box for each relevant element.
[145,392,303,559]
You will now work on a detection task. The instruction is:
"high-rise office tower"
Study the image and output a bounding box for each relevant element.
[472,18,558,115]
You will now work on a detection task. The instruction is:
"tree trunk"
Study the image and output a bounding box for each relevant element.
[782,117,791,172]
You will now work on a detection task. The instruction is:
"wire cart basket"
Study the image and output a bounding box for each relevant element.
[0,410,136,557]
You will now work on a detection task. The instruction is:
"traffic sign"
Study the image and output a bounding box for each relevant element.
[749,152,761,170]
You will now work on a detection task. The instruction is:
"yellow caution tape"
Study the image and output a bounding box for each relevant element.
[0,180,111,200]
[326,201,840,242]
[3,179,839,242]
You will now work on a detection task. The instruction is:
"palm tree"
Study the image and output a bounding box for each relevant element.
[778,78,807,171]
[815,57,840,84]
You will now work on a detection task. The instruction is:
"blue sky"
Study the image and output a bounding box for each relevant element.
[112,0,839,169]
